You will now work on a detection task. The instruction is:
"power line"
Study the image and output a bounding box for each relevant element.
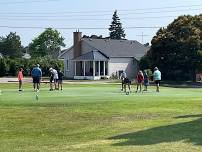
[1,8,202,17]
[120,8,202,16]
[118,4,202,12]
[0,15,181,21]
[0,25,163,29]
[136,32,149,43]
[0,0,62,4]
[0,4,202,13]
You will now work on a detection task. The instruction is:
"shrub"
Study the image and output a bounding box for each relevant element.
[0,57,63,77]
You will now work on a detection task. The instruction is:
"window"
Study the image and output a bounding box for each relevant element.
[66,60,69,70]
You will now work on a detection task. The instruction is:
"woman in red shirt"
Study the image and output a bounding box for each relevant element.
[18,68,23,91]
[136,70,144,93]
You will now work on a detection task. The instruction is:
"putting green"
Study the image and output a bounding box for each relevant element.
[1,83,202,152]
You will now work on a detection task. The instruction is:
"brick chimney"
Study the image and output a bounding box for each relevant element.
[73,31,82,58]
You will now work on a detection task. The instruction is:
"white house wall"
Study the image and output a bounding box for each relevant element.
[108,57,138,79]
[60,48,75,78]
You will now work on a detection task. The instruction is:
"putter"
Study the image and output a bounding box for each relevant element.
[35,94,39,101]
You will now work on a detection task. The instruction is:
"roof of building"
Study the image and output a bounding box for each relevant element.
[59,38,149,60]
[72,50,109,61]
[82,38,149,60]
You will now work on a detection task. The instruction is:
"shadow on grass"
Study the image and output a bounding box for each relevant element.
[109,114,202,146]
[160,81,202,88]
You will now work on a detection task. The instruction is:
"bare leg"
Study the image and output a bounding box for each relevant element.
[33,83,36,91]
[136,84,139,92]
[156,84,160,92]
[140,84,142,92]
[128,84,131,92]
[121,81,124,91]
[37,83,40,90]
[54,82,57,90]
[60,83,62,90]
[50,82,53,90]
[19,81,22,91]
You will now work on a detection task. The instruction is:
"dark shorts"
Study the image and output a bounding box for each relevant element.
[144,79,149,86]
[19,80,22,83]
[58,79,62,84]
[33,77,40,83]
[124,78,131,84]
[50,77,53,83]
[155,80,161,84]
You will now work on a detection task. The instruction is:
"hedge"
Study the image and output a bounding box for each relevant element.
[0,57,64,77]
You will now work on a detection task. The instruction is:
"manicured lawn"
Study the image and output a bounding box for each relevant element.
[1,83,202,152]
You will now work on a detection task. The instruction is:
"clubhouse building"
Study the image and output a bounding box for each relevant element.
[59,32,149,80]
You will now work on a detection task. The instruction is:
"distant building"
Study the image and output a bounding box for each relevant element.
[59,32,149,80]
[22,53,31,59]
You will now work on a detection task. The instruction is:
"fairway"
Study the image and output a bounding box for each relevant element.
[1,83,202,152]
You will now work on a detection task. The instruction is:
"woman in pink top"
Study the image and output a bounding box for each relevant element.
[18,68,23,91]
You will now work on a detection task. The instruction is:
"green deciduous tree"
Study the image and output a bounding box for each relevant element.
[142,15,202,81]
[109,10,126,39]
[0,32,22,58]
[29,28,65,58]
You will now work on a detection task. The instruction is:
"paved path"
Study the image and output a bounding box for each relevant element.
[0,77,119,84]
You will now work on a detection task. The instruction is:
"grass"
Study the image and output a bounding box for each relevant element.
[1,83,202,151]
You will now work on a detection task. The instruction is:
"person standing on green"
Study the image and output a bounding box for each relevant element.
[120,71,127,91]
[31,64,42,92]
[153,67,161,92]
[143,70,149,91]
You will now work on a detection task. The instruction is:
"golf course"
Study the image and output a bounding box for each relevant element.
[1,83,202,152]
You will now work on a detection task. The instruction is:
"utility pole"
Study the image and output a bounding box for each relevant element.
[136,32,149,44]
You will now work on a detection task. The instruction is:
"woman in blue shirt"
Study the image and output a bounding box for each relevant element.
[153,67,161,92]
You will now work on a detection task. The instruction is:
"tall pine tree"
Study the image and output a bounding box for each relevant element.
[109,10,126,39]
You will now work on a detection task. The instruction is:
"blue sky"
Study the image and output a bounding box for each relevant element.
[1,0,202,48]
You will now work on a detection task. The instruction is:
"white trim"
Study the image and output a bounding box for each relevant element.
[98,61,100,76]
[103,61,106,76]
[74,76,101,80]
[74,61,76,76]
[93,61,95,77]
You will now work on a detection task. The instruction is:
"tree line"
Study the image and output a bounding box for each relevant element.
[0,28,65,59]
[3,10,202,81]
[0,57,63,77]
[0,10,126,59]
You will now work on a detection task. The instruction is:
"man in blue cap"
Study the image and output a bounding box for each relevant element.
[31,64,42,92]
